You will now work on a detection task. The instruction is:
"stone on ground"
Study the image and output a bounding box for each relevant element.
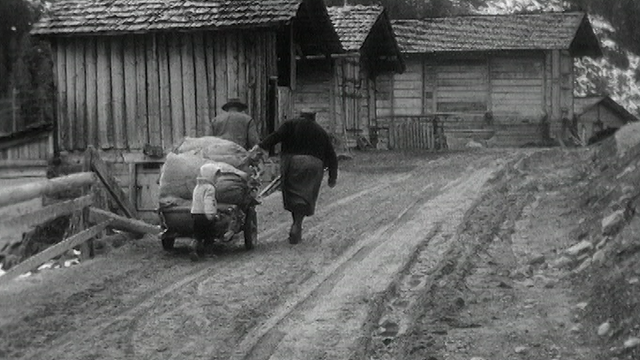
[564,240,593,257]
[602,210,625,235]
[597,321,611,336]
[615,122,640,158]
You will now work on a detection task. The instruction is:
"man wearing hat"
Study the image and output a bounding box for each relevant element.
[208,98,260,150]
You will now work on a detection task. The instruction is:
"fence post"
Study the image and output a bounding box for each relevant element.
[79,150,94,260]
[12,88,18,133]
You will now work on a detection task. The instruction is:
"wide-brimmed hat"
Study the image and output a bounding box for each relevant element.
[222,98,248,111]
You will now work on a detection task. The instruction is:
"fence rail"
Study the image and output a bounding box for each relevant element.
[0,147,160,286]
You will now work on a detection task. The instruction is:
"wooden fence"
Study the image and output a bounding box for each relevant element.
[0,146,159,286]
[377,116,437,150]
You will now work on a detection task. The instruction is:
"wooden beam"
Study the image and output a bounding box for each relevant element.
[0,159,48,168]
[55,40,68,151]
[86,146,138,218]
[96,37,112,148]
[182,33,197,137]
[0,172,95,208]
[88,207,160,235]
[85,37,98,147]
[75,38,86,150]
[0,195,93,231]
[147,34,162,146]
[168,33,185,143]
[111,37,126,149]
[0,220,112,286]
[65,38,76,150]
[123,35,138,150]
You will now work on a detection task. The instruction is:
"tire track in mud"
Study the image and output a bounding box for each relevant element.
[234,164,502,360]
[235,182,437,360]
[17,170,420,360]
[20,260,219,360]
[365,151,541,360]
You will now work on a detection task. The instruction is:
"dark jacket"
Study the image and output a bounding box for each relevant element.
[259,118,338,182]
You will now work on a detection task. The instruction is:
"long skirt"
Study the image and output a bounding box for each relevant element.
[280,154,324,216]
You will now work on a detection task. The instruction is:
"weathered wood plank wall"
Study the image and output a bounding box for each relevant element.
[294,55,377,149]
[376,50,574,146]
[0,132,53,160]
[52,30,277,152]
[435,58,487,113]
[391,60,422,116]
[294,59,333,131]
[490,56,544,117]
[375,72,393,117]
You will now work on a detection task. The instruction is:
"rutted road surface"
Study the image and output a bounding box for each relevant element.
[0,150,524,360]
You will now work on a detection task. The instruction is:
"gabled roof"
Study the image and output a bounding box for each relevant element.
[328,5,404,72]
[575,95,638,123]
[392,12,601,57]
[328,5,384,52]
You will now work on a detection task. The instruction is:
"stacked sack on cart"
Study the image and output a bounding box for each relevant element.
[159,137,259,209]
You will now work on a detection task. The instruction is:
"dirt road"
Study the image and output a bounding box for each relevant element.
[1,148,615,360]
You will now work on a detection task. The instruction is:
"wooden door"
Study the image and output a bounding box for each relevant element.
[135,163,162,211]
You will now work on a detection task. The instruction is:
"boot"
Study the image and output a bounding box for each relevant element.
[288,222,302,244]
[190,239,203,261]
[289,212,304,244]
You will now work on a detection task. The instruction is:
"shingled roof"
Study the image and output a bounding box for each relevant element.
[392,12,601,57]
[32,0,319,35]
[327,5,404,72]
[328,5,384,52]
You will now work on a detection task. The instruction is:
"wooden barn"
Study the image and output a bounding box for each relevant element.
[31,0,342,219]
[574,95,638,144]
[293,5,404,149]
[376,12,602,149]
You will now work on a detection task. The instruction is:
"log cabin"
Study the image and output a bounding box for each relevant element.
[31,0,342,220]
[293,5,404,149]
[574,95,638,145]
[377,12,602,149]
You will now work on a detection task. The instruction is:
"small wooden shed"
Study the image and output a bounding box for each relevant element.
[293,5,404,149]
[31,0,342,218]
[0,124,53,188]
[574,95,638,144]
[377,12,601,149]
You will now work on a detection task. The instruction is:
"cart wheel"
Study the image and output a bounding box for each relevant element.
[244,207,257,250]
[162,237,176,251]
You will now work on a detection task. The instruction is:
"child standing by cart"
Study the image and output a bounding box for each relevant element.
[190,163,221,261]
